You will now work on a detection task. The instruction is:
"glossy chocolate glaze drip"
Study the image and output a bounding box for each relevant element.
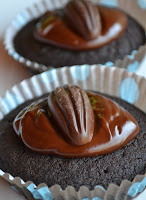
[34,0,128,51]
[13,90,139,158]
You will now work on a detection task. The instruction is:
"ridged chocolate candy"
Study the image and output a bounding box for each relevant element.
[48,85,94,146]
[64,0,101,40]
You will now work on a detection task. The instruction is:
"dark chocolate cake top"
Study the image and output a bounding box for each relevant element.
[0,92,145,190]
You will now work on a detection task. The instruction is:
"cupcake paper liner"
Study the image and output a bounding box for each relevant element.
[0,65,145,199]
[4,0,146,73]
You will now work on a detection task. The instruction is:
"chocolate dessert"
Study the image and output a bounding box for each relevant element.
[0,85,145,190]
[13,0,146,68]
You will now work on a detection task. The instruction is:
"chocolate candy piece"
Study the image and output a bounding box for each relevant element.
[48,85,94,146]
[33,3,128,51]
[13,87,140,157]
[3,93,144,189]
[64,0,101,40]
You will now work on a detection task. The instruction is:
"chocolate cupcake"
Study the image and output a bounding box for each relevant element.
[0,65,145,199]
[0,86,144,190]
[5,0,146,72]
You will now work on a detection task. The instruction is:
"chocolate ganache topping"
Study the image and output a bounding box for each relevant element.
[13,85,139,158]
[34,0,128,50]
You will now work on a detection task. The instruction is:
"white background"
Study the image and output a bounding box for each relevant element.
[0,0,40,38]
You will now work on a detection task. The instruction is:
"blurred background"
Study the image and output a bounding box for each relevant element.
[0,0,145,97]
[0,0,146,38]
[0,0,41,38]
[0,1,33,96]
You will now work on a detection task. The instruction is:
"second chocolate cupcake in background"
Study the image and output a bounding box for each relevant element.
[5,0,146,73]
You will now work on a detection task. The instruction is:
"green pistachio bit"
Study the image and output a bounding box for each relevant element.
[47,108,51,117]
[29,104,38,111]
[35,109,43,119]
[66,90,70,96]
[17,108,27,119]
[88,96,97,110]
[98,113,102,118]
[88,95,105,112]
[41,15,55,29]
[92,105,96,110]
[64,88,71,96]
[53,94,57,102]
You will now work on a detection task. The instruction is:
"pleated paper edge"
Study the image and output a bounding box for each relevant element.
[0,169,146,200]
